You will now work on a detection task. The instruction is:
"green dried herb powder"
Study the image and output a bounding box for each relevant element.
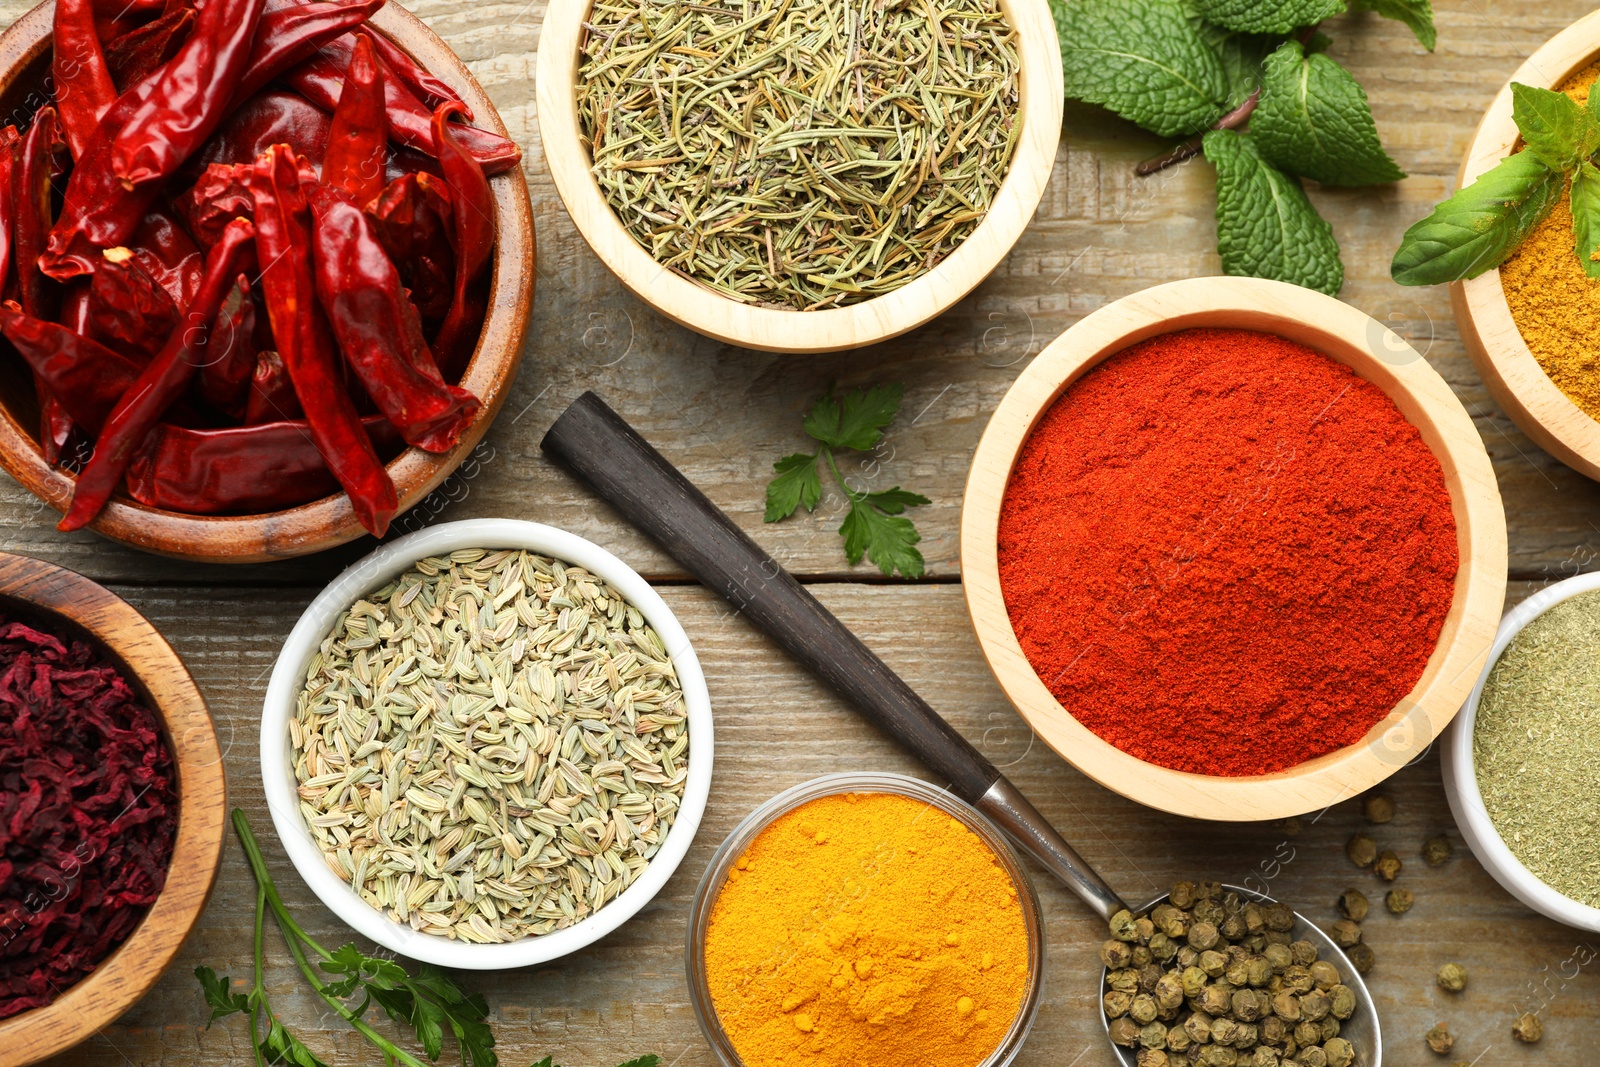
[1475,589,1600,906]
[576,0,1021,310]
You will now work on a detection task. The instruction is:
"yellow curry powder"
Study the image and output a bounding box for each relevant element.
[703,792,1030,1067]
[1502,63,1600,420]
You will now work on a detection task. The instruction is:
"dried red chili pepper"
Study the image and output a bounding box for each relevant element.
[310,191,478,452]
[44,0,266,278]
[283,38,520,175]
[430,101,495,381]
[52,0,119,160]
[126,413,400,514]
[250,144,395,535]
[88,246,180,360]
[244,348,302,424]
[227,0,386,110]
[322,34,387,208]
[190,91,331,176]
[369,172,455,321]
[129,208,204,306]
[365,30,466,115]
[174,162,255,250]
[197,275,257,417]
[14,109,73,463]
[0,127,19,303]
[103,2,195,93]
[89,0,166,18]
[59,217,257,531]
[0,304,143,432]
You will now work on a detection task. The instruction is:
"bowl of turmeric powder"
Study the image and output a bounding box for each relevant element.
[685,773,1045,1067]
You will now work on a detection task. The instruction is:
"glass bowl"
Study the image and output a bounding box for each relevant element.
[684,773,1045,1067]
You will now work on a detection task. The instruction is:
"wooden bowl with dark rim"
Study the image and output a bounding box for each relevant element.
[0,551,224,1067]
[0,1,535,562]
[960,277,1508,821]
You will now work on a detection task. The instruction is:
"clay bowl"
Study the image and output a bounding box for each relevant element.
[1452,10,1600,480]
[0,551,224,1066]
[535,0,1062,353]
[0,1,535,562]
[960,277,1508,821]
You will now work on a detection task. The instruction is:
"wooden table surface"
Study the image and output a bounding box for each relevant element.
[5,0,1598,1064]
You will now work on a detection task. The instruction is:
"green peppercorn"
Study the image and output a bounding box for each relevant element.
[1385,888,1415,914]
[1199,1045,1238,1067]
[1138,962,1164,993]
[1133,945,1155,969]
[1265,930,1294,947]
[1317,1017,1340,1042]
[1180,966,1209,997]
[1195,899,1227,925]
[1200,949,1228,977]
[1264,943,1294,972]
[1153,904,1190,940]
[1108,967,1139,993]
[1185,1011,1215,1045]
[1171,881,1198,909]
[1260,1015,1288,1046]
[1110,908,1140,941]
[1136,1049,1169,1067]
[1282,965,1315,995]
[1346,833,1378,868]
[1130,992,1158,1024]
[1140,1021,1169,1049]
[1154,971,1185,1012]
[1252,1047,1281,1067]
[1345,943,1375,975]
[1221,913,1248,941]
[1373,850,1402,881]
[1246,956,1275,987]
[1328,920,1362,948]
[1103,990,1133,1018]
[1363,793,1395,824]
[1149,931,1179,962]
[1110,1016,1142,1047]
[1292,1019,1322,1047]
[1297,1045,1329,1067]
[1233,1022,1259,1049]
[1167,1025,1193,1054]
[1178,946,1200,968]
[1242,903,1267,934]
[1135,916,1157,942]
[1197,880,1223,901]
[1299,989,1331,1022]
[1322,1038,1355,1067]
[1512,1012,1543,1043]
[1328,985,1356,1021]
[1289,940,1318,967]
[1264,904,1296,932]
[1422,835,1452,867]
[1425,1023,1454,1055]
[1225,959,1250,988]
[1200,982,1234,1017]
[1272,991,1302,1021]
[1189,922,1221,951]
[1102,939,1135,969]
[1336,889,1368,922]
[1231,988,1263,1022]
[1436,962,1467,992]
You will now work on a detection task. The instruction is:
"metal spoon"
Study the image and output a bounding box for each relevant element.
[542,393,1381,1066]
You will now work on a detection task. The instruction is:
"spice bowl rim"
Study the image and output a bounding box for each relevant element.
[1450,8,1600,482]
[1441,571,1600,933]
[258,517,715,970]
[0,551,225,1066]
[959,275,1509,821]
[533,0,1063,354]
[683,771,1046,1067]
[0,1,536,563]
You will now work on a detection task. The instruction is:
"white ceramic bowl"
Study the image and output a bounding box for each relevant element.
[1442,572,1600,932]
[260,518,715,968]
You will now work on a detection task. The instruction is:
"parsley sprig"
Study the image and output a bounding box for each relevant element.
[765,384,931,579]
[199,810,660,1067]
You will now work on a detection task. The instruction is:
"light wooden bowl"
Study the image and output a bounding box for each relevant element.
[0,1,535,562]
[0,552,224,1067]
[535,0,1062,354]
[960,277,1508,821]
[1452,10,1600,480]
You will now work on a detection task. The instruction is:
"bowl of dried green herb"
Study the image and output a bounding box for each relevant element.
[536,0,1062,353]
[1442,573,1600,932]
[259,518,714,969]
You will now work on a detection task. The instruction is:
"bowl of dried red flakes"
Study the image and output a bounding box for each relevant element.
[0,0,534,563]
[0,551,225,1066]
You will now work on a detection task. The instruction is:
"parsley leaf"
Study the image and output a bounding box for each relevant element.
[1569,161,1600,279]
[1252,41,1406,186]
[1053,0,1228,137]
[615,1058,662,1067]
[195,966,251,1026]
[1352,0,1435,50]
[261,1019,331,1067]
[1205,129,1344,294]
[1512,82,1598,170]
[1190,0,1345,34]
[801,383,903,450]
[765,453,822,522]
[840,502,925,578]
[1390,150,1562,284]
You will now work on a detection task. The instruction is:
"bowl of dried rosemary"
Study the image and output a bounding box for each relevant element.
[259,518,714,969]
[535,0,1063,353]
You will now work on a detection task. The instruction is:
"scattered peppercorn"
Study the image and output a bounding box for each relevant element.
[1346,832,1378,868]
[1336,889,1369,922]
[1385,888,1415,914]
[1373,850,1402,881]
[1422,835,1452,867]
[1346,943,1375,974]
[1363,794,1395,824]
[1436,963,1467,992]
[1328,919,1362,948]
[1426,1023,1455,1054]
[1513,1012,1543,1043]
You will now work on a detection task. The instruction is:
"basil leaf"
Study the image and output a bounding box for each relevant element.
[1351,0,1436,50]
[1571,162,1600,279]
[1205,129,1344,295]
[1190,0,1345,34]
[1252,41,1406,186]
[1390,150,1562,285]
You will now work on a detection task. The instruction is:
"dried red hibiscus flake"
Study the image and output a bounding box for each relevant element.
[0,615,176,1020]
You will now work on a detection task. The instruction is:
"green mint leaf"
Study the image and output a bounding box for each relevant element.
[1512,82,1590,170]
[765,452,822,522]
[261,1018,331,1067]
[1252,42,1406,186]
[615,1058,661,1067]
[1190,0,1345,34]
[1204,129,1344,294]
[1390,150,1561,284]
[864,487,932,515]
[1052,0,1228,137]
[1571,162,1600,278]
[802,384,903,451]
[840,501,926,578]
[1351,0,1436,50]
[1195,21,1278,109]
[195,966,251,1026]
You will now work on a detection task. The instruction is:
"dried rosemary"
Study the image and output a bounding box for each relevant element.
[576,0,1021,310]
[291,549,690,944]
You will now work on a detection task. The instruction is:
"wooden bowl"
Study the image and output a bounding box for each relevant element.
[534,0,1062,354]
[0,1,535,563]
[960,277,1508,821]
[0,552,224,1066]
[1452,10,1600,480]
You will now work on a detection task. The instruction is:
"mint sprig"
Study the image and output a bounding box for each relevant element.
[765,384,931,579]
[1054,0,1430,295]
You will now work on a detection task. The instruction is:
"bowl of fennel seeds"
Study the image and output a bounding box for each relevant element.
[536,0,1063,353]
[259,519,714,969]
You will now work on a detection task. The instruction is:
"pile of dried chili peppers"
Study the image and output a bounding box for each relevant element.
[0,0,518,537]
[0,613,177,1020]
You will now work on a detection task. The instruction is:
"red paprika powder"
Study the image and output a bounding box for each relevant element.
[997,328,1458,776]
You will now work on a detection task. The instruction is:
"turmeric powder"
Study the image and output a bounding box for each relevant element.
[1502,63,1600,421]
[703,791,1030,1067]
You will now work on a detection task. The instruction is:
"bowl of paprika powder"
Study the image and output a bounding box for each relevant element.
[960,276,1508,820]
